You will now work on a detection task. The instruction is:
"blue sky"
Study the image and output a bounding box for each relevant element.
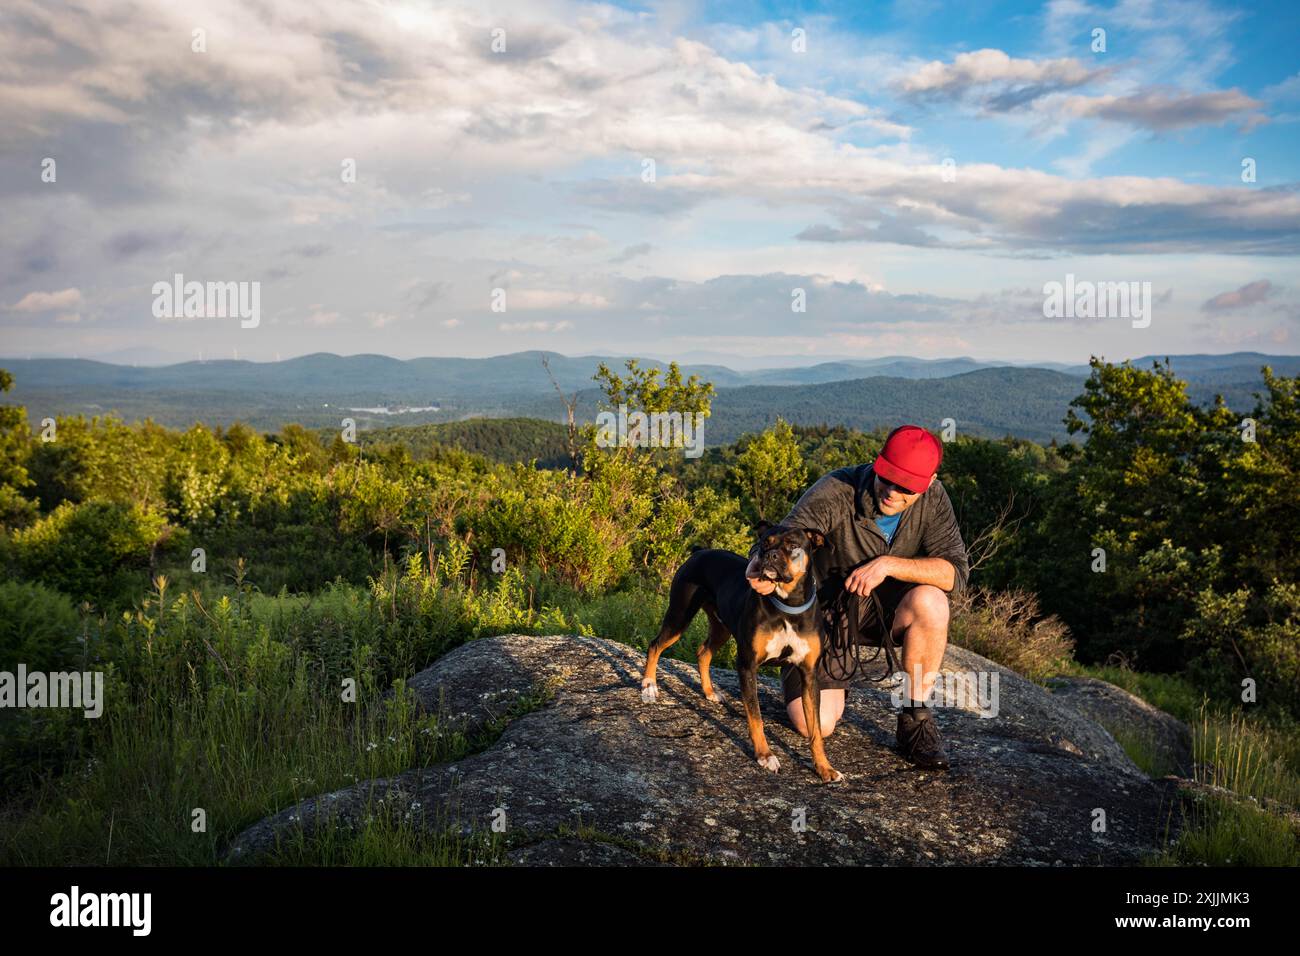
[1,0,1297,365]
[690,0,1300,181]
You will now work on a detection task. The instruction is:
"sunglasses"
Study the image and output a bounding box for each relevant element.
[876,476,920,496]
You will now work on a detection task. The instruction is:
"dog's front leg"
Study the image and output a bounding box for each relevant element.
[799,662,844,783]
[738,664,779,772]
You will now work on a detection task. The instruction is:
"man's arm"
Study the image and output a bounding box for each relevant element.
[844,555,954,596]
[918,480,969,594]
[884,555,955,590]
[844,481,969,597]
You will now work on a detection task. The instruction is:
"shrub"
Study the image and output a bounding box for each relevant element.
[11,500,171,609]
[1182,582,1300,719]
[463,466,640,591]
[949,588,1075,680]
[0,579,83,671]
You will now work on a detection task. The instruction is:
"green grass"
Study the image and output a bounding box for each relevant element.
[1151,792,1299,867]
[1190,705,1300,810]
[1059,664,1300,866]
[1105,724,1180,778]
[0,676,548,866]
[259,805,509,866]
[0,568,560,867]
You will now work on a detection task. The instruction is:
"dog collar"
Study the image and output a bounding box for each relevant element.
[767,572,818,615]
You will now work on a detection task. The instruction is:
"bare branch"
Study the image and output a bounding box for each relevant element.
[542,353,581,471]
[965,489,1024,574]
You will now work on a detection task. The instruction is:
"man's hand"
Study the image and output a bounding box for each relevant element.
[745,553,777,595]
[844,556,895,597]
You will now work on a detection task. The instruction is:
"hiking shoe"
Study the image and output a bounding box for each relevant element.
[896,710,951,770]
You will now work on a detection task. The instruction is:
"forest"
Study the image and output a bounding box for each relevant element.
[0,357,1296,865]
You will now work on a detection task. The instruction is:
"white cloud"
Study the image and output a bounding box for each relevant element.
[509,290,609,309]
[1201,279,1276,312]
[899,48,1098,96]
[304,307,343,326]
[498,319,575,332]
[9,288,83,311]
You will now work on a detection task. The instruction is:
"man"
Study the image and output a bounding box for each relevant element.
[744,424,968,770]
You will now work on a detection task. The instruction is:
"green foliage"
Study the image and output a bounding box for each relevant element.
[0,579,83,671]
[362,418,569,468]
[1182,582,1300,717]
[0,357,1293,712]
[592,357,715,419]
[0,369,36,530]
[730,417,807,523]
[0,539,595,865]
[463,464,641,591]
[681,484,751,555]
[11,500,171,609]
[935,436,1063,589]
[1231,368,1300,584]
[337,460,414,563]
[1152,702,1300,867]
[0,369,30,480]
[26,416,171,513]
[1029,358,1299,682]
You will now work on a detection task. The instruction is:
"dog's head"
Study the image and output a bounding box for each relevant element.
[752,522,826,584]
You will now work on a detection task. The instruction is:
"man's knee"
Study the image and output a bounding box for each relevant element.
[786,692,843,738]
[902,584,950,630]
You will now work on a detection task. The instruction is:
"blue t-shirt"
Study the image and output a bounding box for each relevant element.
[875,511,901,544]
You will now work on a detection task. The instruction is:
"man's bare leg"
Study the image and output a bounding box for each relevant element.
[787,584,950,734]
[892,584,950,703]
[787,686,844,737]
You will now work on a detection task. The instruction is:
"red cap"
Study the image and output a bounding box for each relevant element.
[873,425,942,494]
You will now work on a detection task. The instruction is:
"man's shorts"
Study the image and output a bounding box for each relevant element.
[780,578,916,706]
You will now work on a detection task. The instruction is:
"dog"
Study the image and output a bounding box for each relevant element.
[640,524,843,782]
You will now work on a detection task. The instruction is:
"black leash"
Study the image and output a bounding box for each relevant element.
[818,581,900,684]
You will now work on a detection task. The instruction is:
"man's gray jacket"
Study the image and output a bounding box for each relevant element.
[755,462,970,599]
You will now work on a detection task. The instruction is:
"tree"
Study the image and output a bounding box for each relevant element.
[587,358,715,466]
[1035,356,1299,674]
[0,369,36,529]
[730,418,806,522]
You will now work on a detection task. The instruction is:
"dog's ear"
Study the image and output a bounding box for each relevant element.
[754,519,774,537]
[803,528,826,549]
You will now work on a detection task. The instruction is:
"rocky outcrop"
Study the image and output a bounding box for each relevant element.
[1045,675,1195,777]
[226,634,1180,865]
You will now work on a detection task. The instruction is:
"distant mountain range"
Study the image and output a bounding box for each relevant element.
[2,350,1295,444]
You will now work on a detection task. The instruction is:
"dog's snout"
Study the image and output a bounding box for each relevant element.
[760,549,794,583]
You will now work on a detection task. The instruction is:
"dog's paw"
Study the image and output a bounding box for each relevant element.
[640,682,659,703]
[818,767,845,783]
[704,690,721,703]
[756,754,781,773]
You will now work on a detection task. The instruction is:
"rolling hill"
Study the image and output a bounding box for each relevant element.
[1,350,1294,444]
